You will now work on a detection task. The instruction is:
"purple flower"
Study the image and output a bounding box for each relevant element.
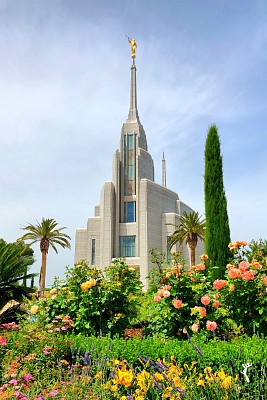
[49,390,58,397]
[9,379,18,385]
[23,374,33,381]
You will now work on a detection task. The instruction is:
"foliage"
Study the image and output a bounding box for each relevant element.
[147,241,267,337]
[18,218,71,291]
[32,259,143,337]
[0,239,36,314]
[216,241,267,335]
[246,238,267,263]
[204,125,231,279]
[168,211,205,267]
[147,251,219,337]
[1,321,267,399]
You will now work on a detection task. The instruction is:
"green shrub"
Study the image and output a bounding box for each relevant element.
[147,244,267,337]
[33,258,143,337]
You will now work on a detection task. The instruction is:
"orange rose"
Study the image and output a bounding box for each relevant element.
[212,300,220,309]
[191,323,199,333]
[201,295,211,306]
[206,320,217,331]
[172,299,183,309]
[213,279,227,289]
[242,270,255,281]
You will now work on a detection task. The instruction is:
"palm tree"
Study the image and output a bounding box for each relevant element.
[168,211,205,267]
[18,218,71,293]
[0,239,37,312]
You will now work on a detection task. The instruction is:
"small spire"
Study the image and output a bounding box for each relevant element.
[162,151,166,188]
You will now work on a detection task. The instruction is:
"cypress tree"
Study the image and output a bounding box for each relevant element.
[204,125,231,279]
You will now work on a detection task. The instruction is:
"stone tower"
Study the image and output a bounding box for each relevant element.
[75,56,203,289]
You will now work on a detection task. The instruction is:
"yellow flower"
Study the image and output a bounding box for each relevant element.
[50,288,57,295]
[81,282,88,291]
[136,369,152,391]
[61,287,67,291]
[30,305,39,315]
[154,372,164,381]
[81,278,96,292]
[204,366,213,382]
[197,378,205,387]
[221,375,232,389]
[60,359,69,365]
[51,294,57,300]
[116,369,134,387]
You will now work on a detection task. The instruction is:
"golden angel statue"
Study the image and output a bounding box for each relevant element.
[125,35,137,59]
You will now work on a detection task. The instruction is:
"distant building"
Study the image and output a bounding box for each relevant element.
[75,58,203,289]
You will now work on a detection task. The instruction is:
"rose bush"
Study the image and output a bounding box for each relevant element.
[147,242,267,337]
[29,259,143,337]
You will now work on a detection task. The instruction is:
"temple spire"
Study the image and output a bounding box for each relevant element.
[127,63,140,123]
[125,36,140,123]
[162,151,166,188]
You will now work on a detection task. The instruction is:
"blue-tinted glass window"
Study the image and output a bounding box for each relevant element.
[127,202,135,222]
[91,239,96,265]
[123,201,135,222]
[123,202,127,223]
[128,134,134,150]
[119,236,136,257]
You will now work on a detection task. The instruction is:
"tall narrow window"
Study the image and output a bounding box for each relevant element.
[127,201,135,222]
[119,236,136,257]
[128,135,135,194]
[123,133,136,196]
[91,239,96,265]
[123,201,136,223]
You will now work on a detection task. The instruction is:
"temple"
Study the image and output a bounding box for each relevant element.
[75,54,203,289]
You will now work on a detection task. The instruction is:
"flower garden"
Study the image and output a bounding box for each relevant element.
[1,242,267,399]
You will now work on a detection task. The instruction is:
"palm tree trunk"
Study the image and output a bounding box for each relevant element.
[187,237,197,267]
[190,246,196,267]
[39,250,47,294]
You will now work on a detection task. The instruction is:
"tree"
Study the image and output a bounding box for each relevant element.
[0,239,36,312]
[204,125,231,279]
[168,211,205,267]
[18,218,71,292]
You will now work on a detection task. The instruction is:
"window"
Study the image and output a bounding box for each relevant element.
[123,201,135,223]
[123,134,136,195]
[91,239,96,265]
[119,236,136,257]
[127,201,135,222]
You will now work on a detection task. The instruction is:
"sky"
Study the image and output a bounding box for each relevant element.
[1,0,267,286]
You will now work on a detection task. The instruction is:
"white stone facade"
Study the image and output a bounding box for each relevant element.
[75,61,204,289]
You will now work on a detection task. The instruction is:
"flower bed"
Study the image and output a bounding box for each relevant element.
[1,242,267,398]
[1,321,267,399]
